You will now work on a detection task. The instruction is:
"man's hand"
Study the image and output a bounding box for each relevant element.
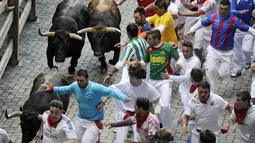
[161,70,170,79]
[184,31,193,38]
[103,75,111,84]
[181,126,188,136]
[40,84,50,91]
[104,122,112,129]
[169,42,178,49]
[175,63,182,68]
[36,131,42,139]
[96,102,105,111]
[178,11,184,16]
[229,109,237,125]
[114,42,127,48]
[124,138,133,143]
[125,97,133,102]
[240,9,249,15]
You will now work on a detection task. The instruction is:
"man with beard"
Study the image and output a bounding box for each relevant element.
[114,6,152,48]
[229,90,255,143]
[41,69,131,143]
[185,0,255,93]
[182,81,233,143]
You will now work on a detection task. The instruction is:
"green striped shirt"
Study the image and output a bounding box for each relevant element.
[120,37,149,61]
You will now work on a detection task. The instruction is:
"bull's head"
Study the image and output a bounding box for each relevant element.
[5,109,41,143]
[38,28,83,62]
[77,26,121,57]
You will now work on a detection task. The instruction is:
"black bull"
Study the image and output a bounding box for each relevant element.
[77,0,122,72]
[5,71,74,143]
[39,0,89,74]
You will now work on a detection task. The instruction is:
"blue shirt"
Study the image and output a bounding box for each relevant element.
[53,81,128,120]
[201,13,250,50]
[231,0,254,24]
[141,21,152,32]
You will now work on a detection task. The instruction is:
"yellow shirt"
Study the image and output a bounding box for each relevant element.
[148,12,178,44]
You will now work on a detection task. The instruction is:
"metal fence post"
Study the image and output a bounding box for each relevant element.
[28,0,37,21]
[8,0,19,65]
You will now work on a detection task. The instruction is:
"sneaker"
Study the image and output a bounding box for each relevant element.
[245,61,251,70]
[230,71,241,78]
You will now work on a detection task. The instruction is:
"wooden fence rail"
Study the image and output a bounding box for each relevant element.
[0,0,36,78]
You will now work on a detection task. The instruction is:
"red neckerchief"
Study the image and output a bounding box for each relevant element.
[135,112,150,129]
[123,111,136,120]
[189,83,199,93]
[47,115,62,128]
[234,103,251,124]
[146,43,164,53]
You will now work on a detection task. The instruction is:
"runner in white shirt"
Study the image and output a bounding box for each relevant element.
[0,128,12,143]
[179,0,217,65]
[229,90,255,143]
[102,61,160,143]
[161,68,204,142]
[36,100,77,143]
[182,81,233,143]
[161,40,201,110]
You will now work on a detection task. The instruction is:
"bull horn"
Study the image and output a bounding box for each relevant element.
[69,33,83,41]
[5,110,22,119]
[77,27,94,34]
[38,28,55,37]
[105,27,121,34]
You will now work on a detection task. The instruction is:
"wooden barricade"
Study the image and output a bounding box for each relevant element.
[0,0,36,78]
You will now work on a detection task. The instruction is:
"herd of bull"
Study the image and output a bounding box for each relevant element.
[4,0,123,142]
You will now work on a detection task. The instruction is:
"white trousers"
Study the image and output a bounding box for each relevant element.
[233,30,254,72]
[114,103,138,143]
[205,45,233,93]
[191,128,220,143]
[149,79,173,129]
[193,29,211,55]
[75,117,99,143]
[179,91,192,111]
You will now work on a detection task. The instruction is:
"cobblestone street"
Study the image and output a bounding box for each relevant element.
[0,0,252,142]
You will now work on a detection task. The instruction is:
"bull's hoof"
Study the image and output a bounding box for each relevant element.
[109,59,117,65]
[100,66,108,73]
[68,67,75,75]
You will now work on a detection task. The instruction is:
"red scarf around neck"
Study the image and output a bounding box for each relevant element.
[189,83,199,93]
[135,112,150,129]
[47,115,62,128]
[234,103,251,124]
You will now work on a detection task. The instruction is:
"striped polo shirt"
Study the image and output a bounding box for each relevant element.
[201,13,250,50]
[115,37,149,70]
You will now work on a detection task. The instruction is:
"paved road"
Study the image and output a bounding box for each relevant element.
[0,0,252,142]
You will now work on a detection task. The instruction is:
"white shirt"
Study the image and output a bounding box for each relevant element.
[130,113,160,142]
[239,105,255,142]
[191,0,217,33]
[42,111,77,143]
[110,79,160,112]
[167,2,179,28]
[169,54,200,94]
[0,128,11,143]
[185,93,228,132]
